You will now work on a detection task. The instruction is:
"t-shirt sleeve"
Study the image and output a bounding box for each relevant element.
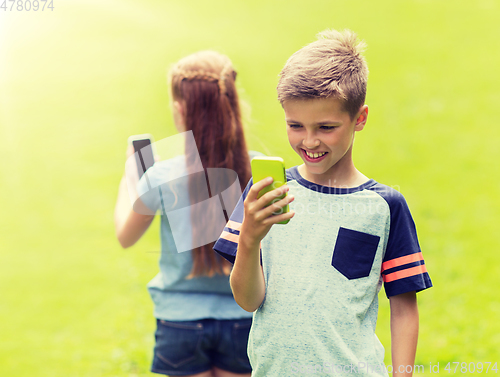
[379,189,432,297]
[213,178,253,264]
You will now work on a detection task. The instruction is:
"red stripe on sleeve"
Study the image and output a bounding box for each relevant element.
[382,252,423,272]
[220,230,239,244]
[383,264,428,283]
[226,220,242,231]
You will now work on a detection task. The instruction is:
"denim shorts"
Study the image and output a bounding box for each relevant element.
[151,318,252,376]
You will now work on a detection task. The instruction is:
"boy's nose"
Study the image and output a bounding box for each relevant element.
[303,134,320,149]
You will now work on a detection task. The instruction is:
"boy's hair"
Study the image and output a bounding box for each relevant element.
[277,29,368,120]
[170,50,251,278]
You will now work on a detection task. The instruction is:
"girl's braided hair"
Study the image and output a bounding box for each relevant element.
[169,51,251,278]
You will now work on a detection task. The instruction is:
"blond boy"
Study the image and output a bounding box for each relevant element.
[214,29,432,377]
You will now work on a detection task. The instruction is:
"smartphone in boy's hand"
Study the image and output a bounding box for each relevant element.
[128,134,155,178]
[251,156,289,224]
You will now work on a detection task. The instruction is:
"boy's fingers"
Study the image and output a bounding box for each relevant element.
[247,177,274,201]
[257,185,290,209]
[263,208,295,226]
[261,194,294,218]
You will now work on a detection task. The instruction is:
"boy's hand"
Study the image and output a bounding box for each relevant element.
[240,177,295,250]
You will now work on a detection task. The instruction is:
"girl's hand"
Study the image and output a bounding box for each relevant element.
[126,144,135,158]
[124,144,141,204]
[239,177,295,250]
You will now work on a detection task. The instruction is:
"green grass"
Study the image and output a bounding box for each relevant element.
[1,1,499,376]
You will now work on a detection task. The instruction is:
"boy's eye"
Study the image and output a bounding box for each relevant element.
[288,124,302,129]
[320,125,336,130]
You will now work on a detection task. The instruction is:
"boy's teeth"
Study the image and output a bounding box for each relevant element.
[306,151,326,159]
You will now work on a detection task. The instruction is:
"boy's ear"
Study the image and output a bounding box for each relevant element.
[354,105,368,131]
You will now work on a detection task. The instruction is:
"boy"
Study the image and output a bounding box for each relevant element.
[214,29,432,376]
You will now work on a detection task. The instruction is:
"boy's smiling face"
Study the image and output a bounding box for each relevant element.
[283,97,368,187]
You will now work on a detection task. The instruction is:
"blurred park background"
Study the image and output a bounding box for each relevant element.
[1,0,499,375]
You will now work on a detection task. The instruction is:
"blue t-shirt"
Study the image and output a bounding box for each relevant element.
[214,167,432,376]
[137,155,253,321]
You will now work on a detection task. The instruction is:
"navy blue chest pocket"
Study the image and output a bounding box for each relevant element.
[331,227,380,280]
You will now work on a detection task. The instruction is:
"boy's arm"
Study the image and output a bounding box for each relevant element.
[229,177,295,312]
[389,291,419,376]
[230,233,266,312]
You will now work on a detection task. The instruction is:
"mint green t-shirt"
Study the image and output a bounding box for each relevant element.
[214,167,432,376]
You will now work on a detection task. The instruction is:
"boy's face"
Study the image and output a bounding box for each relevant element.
[283,97,367,186]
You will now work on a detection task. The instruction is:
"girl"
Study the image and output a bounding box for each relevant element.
[114,51,255,377]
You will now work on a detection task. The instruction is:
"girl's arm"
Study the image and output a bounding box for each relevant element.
[230,178,295,312]
[389,291,419,376]
[114,146,155,248]
[114,176,155,248]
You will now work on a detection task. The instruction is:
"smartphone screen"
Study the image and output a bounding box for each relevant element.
[251,156,289,224]
[132,139,155,178]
